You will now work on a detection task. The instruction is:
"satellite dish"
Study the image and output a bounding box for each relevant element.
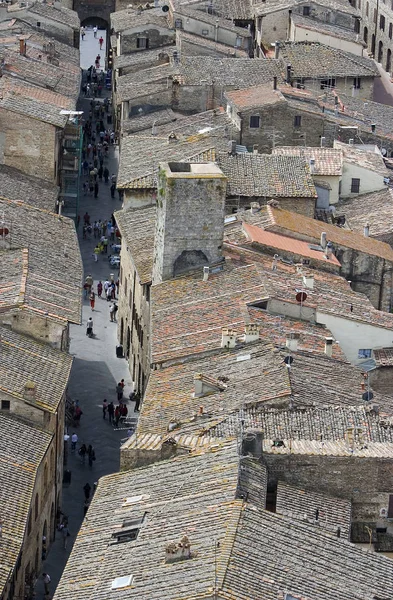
[296,291,308,303]
[162,4,169,11]
[284,355,294,365]
[362,391,374,402]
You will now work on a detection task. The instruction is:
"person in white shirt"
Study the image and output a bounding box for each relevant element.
[71,432,78,451]
[93,25,98,38]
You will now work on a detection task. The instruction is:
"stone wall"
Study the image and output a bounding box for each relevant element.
[73,0,114,28]
[120,27,175,54]
[0,109,58,183]
[0,309,69,351]
[360,0,393,72]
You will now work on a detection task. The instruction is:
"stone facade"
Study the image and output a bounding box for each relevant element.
[1,310,70,351]
[118,25,175,54]
[152,162,227,283]
[0,109,60,183]
[360,0,393,72]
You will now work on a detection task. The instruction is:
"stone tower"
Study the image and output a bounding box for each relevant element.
[152,162,227,283]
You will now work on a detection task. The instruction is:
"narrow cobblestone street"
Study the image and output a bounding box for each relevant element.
[35,33,133,600]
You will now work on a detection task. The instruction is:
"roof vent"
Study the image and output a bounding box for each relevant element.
[167,132,178,143]
[244,323,260,343]
[121,495,150,507]
[203,266,209,281]
[194,373,227,397]
[165,535,192,563]
[309,158,315,174]
[111,575,134,590]
[324,336,333,358]
[221,327,236,349]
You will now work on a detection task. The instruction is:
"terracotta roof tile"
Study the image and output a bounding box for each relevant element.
[273,145,343,176]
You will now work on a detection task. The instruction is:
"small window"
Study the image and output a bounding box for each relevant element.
[145,284,150,303]
[1,400,10,410]
[294,115,302,128]
[111,515,146,544]
[358,349,372,358]
[353,77,361,89]
[303,5,310,15]
[351,178,360,193]
[389,22,392,39]
[111,575,134,590]
[249,115,260,128]
[320,78,336,90]
[201,29,209,35]
[374,8,377,23]
[174,18,183,28]
[366,1,369,15]
[136,37,148,49]
[36,21,41,27]
[235,36,242,47]
[380,14,386,30]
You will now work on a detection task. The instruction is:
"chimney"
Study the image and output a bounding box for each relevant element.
[244,323,260,343]
[309,158,315,174]
[371,123,376,133]
[302,274,314,289]
[272,253,279,270]
[325,242,333,259]
[325,337,333,358]
[286,332,300,352]
[320,136,325,147]
[152,162,227,283]
[221,327,236,349]
[168,132,178,143]
[19,38,26,56]
[274,41,280,59]
[349,138,354,145]
[203,266,210,281]
[364,223,370,237]
[250,201,260,214]
[165,536,191,564]
[24,380,37,401]
[320,232,327,249]
[228,139,237,155]
[273,75,277,90]
[286,64,292,83]
[252,144,258,154]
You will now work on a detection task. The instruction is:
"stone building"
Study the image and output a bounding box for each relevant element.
[336,188,393,246]
[359,0,393,72]
[0,325,73,600]
[110,9,175,56]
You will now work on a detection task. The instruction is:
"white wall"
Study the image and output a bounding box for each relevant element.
[316,311,393,365]
[290,22,365,57]
[340,162,386,197]
[313,174,340,204]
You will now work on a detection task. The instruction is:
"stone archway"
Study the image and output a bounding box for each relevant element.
[81,16,109,30]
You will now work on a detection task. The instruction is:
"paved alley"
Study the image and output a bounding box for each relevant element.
[35,42,133,600]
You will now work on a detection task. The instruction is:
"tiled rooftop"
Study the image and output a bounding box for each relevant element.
[116,63,179,104]
[216,152,318,198]
[334,140,389,177]
[0,325,73,412]
[253,0,360,17]
[374,348,393,367]
[0,198,82,324]
[336,188,393,243]
[0,412,52,595]
[180,56,281,86]
[225,83,286,109]
[174,6,251,36]
[0,164,58,211]
[291,13,366,44]
[114,206,156,284]
[242,223,341,266]
[121,108,177,135]
[273,146,343,176]
[178,30,250,57]
[262,204,393,261]
[114,47,171,70]
[138,341,291,436]
[117,110,233,188]
[276,482,352,538]
[278,41,379,79]
[10,0,80,29]
[110,7,170,32]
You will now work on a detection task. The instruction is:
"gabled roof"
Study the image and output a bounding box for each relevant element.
[0,413,52,595]
[334,140,389,177]
[336,188,393,243]
[290,13,366,45]
[0,197,83,324]
[180,55,281,86]
[0,325,73,412]
[114,206,156,284]
[278,41,379,79]
[262,205,393,261]
[273,146,343,176]
[216,152,318,198]
[0,164,58,211]
[177,30,249,57]
[9,0,80,30]
[110,7,170,33]
[173,6,252,36]
[225,84,286,110]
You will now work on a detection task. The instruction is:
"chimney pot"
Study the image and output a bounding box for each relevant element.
[286,332,300,352]
[320,232,327,249]
[364,223,370,237]
[274,41,280,60]
[221,327,236,349]
[203,266,210,281]
[244,323,260,343]
[325,337,334,358]
[309,158,315,174]
[250,201,260,214]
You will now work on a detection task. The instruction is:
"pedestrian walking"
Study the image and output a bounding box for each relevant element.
[83,482,91,499]
[103,399,108,419]
[114,405,120,427]
[99,35,104,49]
[108,401,114,424]
[109,303,115,322]
[84,212,90,225]
[97,280,103,297]
[61,522,70,549]
[87,445,96,467]
[103,167,109,183]
[43,573,51,595]
[93,25,98,37]
[80,26,85,40]
[110,182,115,199]
[116,381,124,401]
[79,443,87,464]
[106,286,112,302]
[94,245,100,262]
[134,391,141,412]
[86,316,93,337]
[71,432,78,451]
[90,290,95,310]
[84,499,90,515]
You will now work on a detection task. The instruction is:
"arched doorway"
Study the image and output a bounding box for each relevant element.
[378,40,383,63]
[387,49,392,73]
[363,26,368,44]
[80,16,108,29]
[371,33,376,56]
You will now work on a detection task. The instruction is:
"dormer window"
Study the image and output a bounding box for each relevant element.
[303,6,310,15]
